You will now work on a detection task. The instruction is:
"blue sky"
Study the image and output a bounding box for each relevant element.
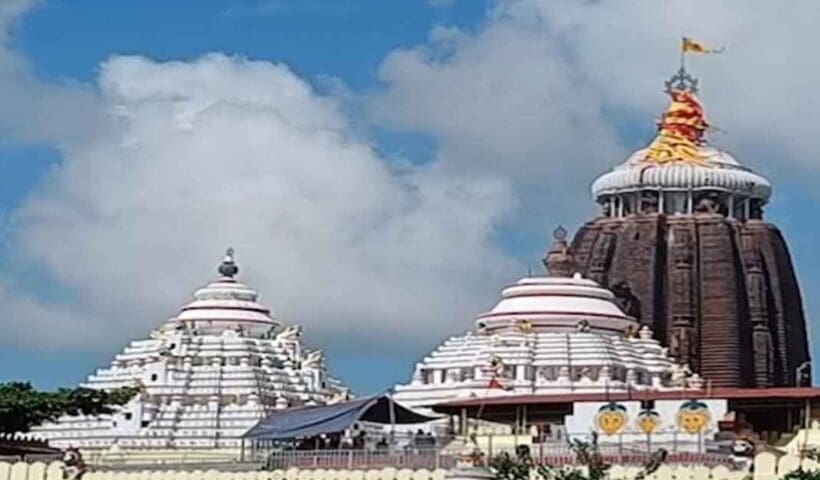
[0,0,818,394]
[0,0,494,393]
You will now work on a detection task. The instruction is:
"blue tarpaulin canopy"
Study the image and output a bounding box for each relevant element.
[244,395,437,440]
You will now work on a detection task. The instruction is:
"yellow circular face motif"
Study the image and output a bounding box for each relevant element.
[595,403,627,435]
[676,400,710,434]
[635,409,661,434]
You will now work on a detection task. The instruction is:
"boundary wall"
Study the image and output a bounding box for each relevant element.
[1,454,818,480]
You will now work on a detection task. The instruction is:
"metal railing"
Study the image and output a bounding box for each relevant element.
[262,449,456,470]
[258,447,736,470]
[81,430,741,471]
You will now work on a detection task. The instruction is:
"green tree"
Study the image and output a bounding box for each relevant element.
[489,433,666,480]
[0,381,138,434]
[783,469,820,480]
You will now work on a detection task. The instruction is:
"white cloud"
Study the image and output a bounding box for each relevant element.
[0,52,518,353]
[373,0,820,188]
[368,6,626,229]
[3,0,820,373]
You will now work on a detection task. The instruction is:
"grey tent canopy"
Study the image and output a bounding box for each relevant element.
[243,395,437,440]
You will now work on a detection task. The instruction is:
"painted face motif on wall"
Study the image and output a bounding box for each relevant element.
[676,399,711,434]
[635,409,661,434]
[595,403,627,435]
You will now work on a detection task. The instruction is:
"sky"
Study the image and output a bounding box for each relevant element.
[0,0,818,395]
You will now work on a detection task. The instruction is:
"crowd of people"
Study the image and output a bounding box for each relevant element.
[288,428,440,452]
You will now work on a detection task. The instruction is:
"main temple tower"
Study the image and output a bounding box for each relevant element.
[569,68,811,388]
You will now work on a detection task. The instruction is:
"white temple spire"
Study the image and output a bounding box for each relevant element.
[31,249,348,454]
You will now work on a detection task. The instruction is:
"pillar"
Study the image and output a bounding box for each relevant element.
[658,190,665,214]
[687,190,693,214]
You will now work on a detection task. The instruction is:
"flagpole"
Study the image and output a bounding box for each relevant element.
[680,37,686,71]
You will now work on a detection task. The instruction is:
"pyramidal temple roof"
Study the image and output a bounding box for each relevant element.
[392,232,701,408]
[32,249,348,452]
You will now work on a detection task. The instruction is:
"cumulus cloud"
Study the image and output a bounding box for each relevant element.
[2,0,820,380]
[520,0,820,175]
[369,5,625,231]
[370,0,820,229]
[0,52,519,353]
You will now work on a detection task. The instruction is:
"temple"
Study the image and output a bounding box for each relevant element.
[392,229,730,446]
[391,66,816,452]
[32,249,348,453]
[572,70,810,387]
[393,227,705,408]
[24,59,818,467]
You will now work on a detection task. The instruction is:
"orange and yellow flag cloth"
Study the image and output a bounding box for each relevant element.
[681,37,722,54]
[643,89,710,165]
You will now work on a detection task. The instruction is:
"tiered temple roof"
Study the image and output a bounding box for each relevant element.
[32,249,348,451]
[393,230,699,408]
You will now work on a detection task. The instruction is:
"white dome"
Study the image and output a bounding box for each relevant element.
[591,146,771,202]
[477,273,636,334]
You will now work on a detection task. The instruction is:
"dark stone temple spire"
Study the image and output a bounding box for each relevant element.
[567,72,811,387]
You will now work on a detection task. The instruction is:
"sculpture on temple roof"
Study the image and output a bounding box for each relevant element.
[543,225,575,277]
[670,363,693,387]
[517,319,533,333]
[303,350,324,369]
[610,280,641,321]
[277,325,302,340]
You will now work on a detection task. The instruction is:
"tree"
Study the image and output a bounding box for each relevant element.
[489,433,667,480]
[489,446,534,480]
[783,469,820,480]
[0,381,138,434]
